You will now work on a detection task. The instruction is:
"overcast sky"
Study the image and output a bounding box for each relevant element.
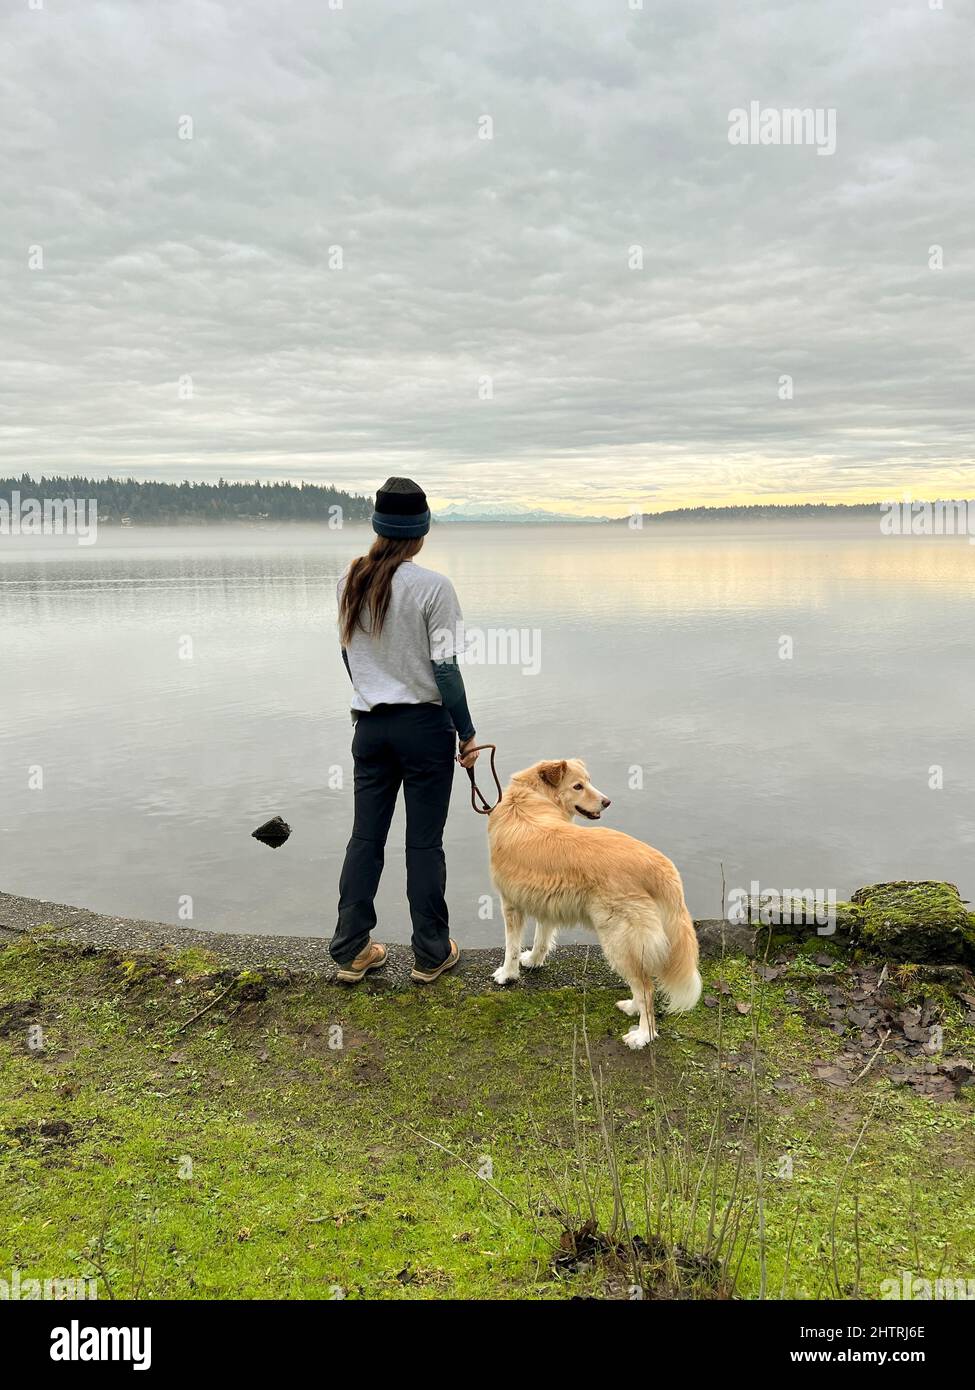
[2,0,972,514]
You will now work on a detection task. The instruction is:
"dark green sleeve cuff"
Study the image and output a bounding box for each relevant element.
[431,659,475,743]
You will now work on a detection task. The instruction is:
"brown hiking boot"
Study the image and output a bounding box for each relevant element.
[410,939,460,984]
[335,942,388,983]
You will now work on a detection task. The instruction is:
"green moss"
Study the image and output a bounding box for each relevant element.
[796,934,845,959]
[234,969,264,986]
[1,935,973,1300]
[170,947,222,980]
[850,881,975,964]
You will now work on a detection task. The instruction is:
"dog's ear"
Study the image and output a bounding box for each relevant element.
[538,760,567,788]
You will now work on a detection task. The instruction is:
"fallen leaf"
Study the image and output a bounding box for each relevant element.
[814,1064,851,1088]
[898,1011,930,1043]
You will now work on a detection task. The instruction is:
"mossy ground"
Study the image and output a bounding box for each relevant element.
[1,933,974,1300]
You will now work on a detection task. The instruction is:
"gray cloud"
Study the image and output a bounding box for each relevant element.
[1,0,972,511]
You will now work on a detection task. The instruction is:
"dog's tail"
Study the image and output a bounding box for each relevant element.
[658,894,702,1014]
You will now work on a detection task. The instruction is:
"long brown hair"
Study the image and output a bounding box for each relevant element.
[338,535,424,645]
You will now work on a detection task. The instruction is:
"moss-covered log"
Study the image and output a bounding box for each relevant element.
[849,881,975,965]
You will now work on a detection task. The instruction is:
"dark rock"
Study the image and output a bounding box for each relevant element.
[696,918,756,958]
[252,816,291,848]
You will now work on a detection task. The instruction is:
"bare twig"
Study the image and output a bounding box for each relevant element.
[84,1221,116,1301]
[829,1095,881,1296]
[175,984,234,1033]
[402,1125,523,1214]
[852,1029,891,1084]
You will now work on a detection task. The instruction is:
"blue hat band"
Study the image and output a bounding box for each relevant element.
[372,508,431,539]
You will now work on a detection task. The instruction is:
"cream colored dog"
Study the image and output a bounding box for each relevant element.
[488,759,701,1048]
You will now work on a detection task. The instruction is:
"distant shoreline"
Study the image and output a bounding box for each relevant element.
[19,504,963,529]
[4,475,975,529]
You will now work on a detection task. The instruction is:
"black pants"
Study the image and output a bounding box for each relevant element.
[331,703,456,970]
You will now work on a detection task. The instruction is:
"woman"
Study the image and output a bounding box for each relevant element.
[330,477,480,984]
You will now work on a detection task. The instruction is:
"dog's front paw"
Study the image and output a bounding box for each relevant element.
[492,965,520,986]
[519,950,545,969]
[622,1026,654,1050]
[616,999,640,1016]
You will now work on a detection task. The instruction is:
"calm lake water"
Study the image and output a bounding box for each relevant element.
[2,521,974,944]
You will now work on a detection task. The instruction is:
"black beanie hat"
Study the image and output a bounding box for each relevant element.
[372,477,431,538]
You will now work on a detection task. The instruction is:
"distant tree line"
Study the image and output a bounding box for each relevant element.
[632,502,888,522]
[0,475,373,525]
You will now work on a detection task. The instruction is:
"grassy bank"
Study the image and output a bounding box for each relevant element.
[1,931,974,1300]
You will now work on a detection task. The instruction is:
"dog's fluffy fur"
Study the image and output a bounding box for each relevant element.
[488,759,701,1048]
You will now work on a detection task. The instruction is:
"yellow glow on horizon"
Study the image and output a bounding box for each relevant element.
[428,483,975,519]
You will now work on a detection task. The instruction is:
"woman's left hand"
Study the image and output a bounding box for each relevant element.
[457,737,480,769]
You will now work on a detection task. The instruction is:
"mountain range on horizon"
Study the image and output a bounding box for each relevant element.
[434,500,606,524]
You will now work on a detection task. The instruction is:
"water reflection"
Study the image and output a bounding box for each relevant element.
[1,522,973,940]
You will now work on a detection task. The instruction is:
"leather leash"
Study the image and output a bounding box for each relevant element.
[460,743,502,814]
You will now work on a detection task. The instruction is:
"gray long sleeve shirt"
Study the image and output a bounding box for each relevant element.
[337,561,475,740]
